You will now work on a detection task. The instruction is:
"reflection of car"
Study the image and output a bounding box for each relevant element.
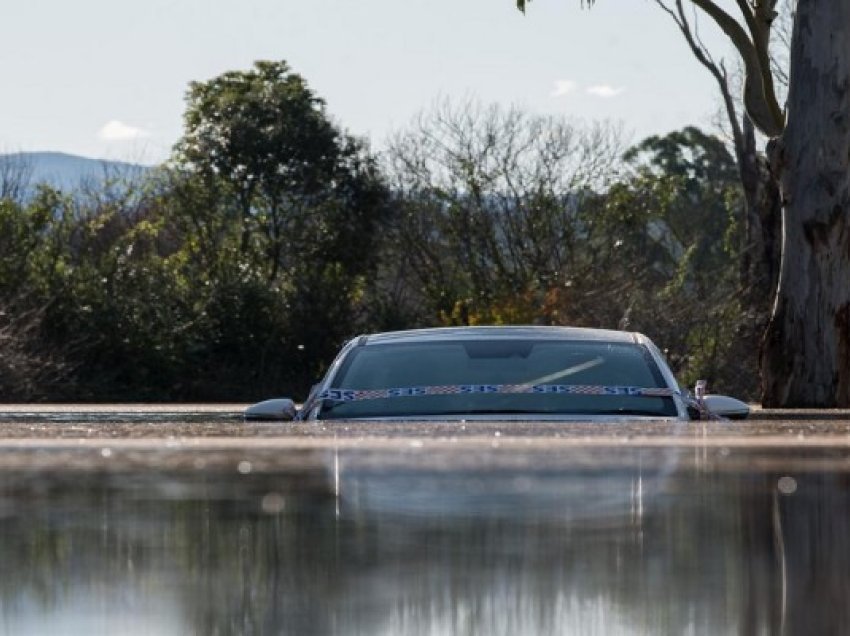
[245,326,749,421]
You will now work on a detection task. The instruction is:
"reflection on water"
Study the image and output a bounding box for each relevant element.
[1,445,849,635]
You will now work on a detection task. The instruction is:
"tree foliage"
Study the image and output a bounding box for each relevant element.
[0,64,757,402]
[164,61,392,397]
[0,61,392,401]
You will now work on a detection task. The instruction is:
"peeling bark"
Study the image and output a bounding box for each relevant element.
[761,1,850,406]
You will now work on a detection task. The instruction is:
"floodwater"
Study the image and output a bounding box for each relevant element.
[2,407,850,635]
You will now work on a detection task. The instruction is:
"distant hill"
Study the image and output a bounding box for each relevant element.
[0,151,152,194]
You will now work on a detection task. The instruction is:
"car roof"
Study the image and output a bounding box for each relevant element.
[360,326,645,345]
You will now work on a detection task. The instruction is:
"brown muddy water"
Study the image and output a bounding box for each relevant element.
[2,406,850,635]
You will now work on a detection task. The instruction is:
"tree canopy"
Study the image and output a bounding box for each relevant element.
[0,61,772,403]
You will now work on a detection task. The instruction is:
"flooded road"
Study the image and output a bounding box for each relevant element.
[2,406,850,635]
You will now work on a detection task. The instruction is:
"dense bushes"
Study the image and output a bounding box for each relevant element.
[0,65,761,402]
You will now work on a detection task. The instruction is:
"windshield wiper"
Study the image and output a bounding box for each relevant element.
[523,356,605,385]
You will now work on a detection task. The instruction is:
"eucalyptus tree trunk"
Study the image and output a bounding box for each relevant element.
[761,1,850,406]
[739,116,781,312]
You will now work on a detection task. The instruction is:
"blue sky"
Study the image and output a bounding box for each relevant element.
[1,0,731,164]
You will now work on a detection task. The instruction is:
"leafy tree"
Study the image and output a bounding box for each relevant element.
[27,180,190,400]
[623,127,740,283]
[617,128,753,394]
[0,61,391,402]
[518,1,850,407]
[649,0,785,317]
[172,60,385,282]
[0,192,73,399]
[170,60,391,397]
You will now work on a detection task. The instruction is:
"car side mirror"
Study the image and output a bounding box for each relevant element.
[244,398,297,421]
[687,380,749,420]
[703,395,750,420]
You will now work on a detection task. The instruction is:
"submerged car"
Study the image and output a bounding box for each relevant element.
[245,326,749,422]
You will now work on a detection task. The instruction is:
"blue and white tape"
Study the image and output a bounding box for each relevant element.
[318,384,675,403]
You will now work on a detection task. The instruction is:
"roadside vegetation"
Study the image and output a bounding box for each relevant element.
[0,61,761,402]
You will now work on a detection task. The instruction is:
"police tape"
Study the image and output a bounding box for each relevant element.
[318,384,677,403]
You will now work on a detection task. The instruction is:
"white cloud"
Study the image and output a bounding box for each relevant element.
[586,85,625,98]
[97,120,151,141]
[551,79,578,97]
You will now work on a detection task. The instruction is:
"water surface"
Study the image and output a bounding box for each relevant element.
[1,408,849,635]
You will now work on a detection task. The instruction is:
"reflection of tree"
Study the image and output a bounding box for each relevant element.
[2,459,850,634]
[775,473,850,635]
[0,470,341,634]
[737,473,783,635]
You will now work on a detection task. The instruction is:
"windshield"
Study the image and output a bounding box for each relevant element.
[319,339,678,419]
